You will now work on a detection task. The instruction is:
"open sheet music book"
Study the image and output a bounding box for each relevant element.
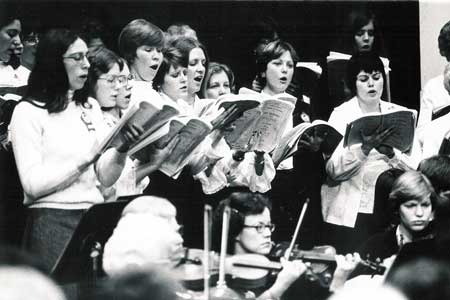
[203,88,262,130]
[129,115,195,162]
[272,120,343,167]
[224,91,296,153]
[156,117,213,177]
[130,115,213,177]
[296,62,323,75]
[343,109,416,153]
[98,101,179,155]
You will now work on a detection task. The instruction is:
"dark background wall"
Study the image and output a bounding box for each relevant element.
[18,0,420,111]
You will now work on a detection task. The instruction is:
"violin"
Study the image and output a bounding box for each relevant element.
[173,248,279,293]
[172,248,220,291]
[174,206,242,300]
[267,200,385,288]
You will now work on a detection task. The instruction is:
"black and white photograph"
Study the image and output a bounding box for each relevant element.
[0,1,450,300]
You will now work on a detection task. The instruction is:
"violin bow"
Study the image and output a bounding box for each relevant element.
[217,206,231,287]
[203,205,212,300]
[285,198,310,260]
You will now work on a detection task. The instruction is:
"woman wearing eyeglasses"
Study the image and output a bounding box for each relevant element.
[320,52,421,254]
[86,47,175,202]
[212,191,307,300]
[85,47,129,126]
[9,29,142,271]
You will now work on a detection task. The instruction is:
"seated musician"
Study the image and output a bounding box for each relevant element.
[212,190,371,299]
[102,195,185,276]
[329,170,436,291]
[212,190,309,300]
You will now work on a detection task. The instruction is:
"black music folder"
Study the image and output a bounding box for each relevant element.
[51,199,135,284]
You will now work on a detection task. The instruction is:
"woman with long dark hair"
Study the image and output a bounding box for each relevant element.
[10,29,141,271]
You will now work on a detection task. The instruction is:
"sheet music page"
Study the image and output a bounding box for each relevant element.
[253,98,295,153]
[344,110,416,153]
[159,118,212,177]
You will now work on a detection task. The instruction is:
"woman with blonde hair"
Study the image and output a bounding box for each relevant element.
[358,171,436,261]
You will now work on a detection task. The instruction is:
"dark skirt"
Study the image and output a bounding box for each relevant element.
[22,208,86,273]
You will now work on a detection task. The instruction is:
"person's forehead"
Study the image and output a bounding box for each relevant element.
[121,64,130,74]
[168,65,186,73]
[401,197,431,205]
[65,38,87,54]
[210,70,228,81]
[357,70,381,75]
[245,208,271,222]
[2,19,21,31]
[361,21,374,30]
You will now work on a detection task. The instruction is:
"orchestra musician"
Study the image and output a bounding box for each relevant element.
[102,196,185,276]
[212,190,311,300]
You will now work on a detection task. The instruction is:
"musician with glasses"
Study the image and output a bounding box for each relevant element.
[212,190,307,300]
[9,29,142,271]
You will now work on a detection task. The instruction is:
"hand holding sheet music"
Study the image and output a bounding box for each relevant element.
[344,110,416,153]
[97,101,179,157]
[271,120,343,167]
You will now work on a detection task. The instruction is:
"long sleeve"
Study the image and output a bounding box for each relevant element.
[325,142,368,182]
[10,103,90,199]
[321,97,418,227]
[10,100,120,208]
[325,100,368,181]
[96,148,127,187]
[417,85,434,130]
[417,75,450,142]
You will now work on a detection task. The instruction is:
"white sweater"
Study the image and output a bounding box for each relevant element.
[10,98,120,209]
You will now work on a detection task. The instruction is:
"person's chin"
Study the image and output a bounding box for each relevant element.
[179,91,188,100]
[144,73,155,82]
[118,102,130,110]
[258,243,272,255]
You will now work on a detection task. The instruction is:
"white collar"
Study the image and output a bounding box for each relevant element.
[396,225,412,248]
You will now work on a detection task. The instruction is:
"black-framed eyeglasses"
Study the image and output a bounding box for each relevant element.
[98,74,134,86]
[243,223,276,233]
[62,52,88,64]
